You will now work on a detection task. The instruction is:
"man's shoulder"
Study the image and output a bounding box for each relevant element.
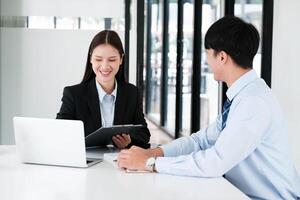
[239,78,271,99]
[232,79,274,113]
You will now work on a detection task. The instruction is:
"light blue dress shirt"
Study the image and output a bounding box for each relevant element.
[95,79,117,127]
[156,70,300,199]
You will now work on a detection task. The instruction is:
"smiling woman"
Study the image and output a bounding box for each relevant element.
[56,30,150,149]
[90,44,123,93]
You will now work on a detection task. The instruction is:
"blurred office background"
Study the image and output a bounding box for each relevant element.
[1,0,299,172]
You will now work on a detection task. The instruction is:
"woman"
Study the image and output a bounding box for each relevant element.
[57,30,150,149]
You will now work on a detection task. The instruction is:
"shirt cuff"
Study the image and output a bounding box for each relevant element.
[160,143,177,157]
[155,157,173,173]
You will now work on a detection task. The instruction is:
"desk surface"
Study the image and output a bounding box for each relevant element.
[0,146,249,200]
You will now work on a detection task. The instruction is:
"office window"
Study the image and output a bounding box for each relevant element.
[0,16,27,28]
[1,16,125,31]
[144,1,149,110]
[111,18,125,31]
[235,0,263,76]
[142,0,272,140]
[165,0,178,135]
[147,0,163,123]
[200,0,222,128]
[80,17,105,30]
[56,17,79,29]
[181,1,194,137]
[28,16,55,29]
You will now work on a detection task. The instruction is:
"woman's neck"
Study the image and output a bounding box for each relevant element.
[97,78,115,94]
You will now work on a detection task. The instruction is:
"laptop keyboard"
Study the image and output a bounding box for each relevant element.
[86,160,94,164]
[86,158,102,165]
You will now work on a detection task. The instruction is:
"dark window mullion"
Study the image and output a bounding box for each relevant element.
[145,0,153,114]
[160,0,169,126]
[124,0,131,82]
[190,0,202,134]
[261,0,273,87]
[54,16,57,29]
[225,0,235,16]
[104,18,112,29]
[175,0,184,139]
[136,0,145,103]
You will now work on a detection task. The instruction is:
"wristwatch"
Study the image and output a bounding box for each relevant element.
[145,157,156,172]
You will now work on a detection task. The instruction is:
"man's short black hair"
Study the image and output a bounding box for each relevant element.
[204,16,260,69]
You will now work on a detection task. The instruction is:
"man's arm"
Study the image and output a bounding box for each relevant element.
[161,118,221,157]
[117,116,221,171]
[155,97,271,177]
[148,147,164,157]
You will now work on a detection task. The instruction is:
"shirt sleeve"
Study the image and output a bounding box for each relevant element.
[156,96,271,177]
[161,116,222,157]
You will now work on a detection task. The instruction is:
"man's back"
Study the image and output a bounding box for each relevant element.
[225,73,300,199]
[155,70,300,199]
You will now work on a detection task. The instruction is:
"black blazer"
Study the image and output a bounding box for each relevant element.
[56,79,150,148]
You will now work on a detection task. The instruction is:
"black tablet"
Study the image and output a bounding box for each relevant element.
[85,124,144,147]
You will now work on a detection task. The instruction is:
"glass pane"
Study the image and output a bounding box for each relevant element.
[56,17,78,29]
[111,18,125,32]
[200,0,221,128]
[143,2,148,112]
[80,17,104,30]
[148,0,163,123]
[235,0,263,76]
[165,0,178,135]
[181,1,194,137]
[0,16,27,28]
[28,16,54,29]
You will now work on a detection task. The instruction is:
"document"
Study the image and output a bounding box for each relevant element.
[103,152,119,168]
[103,153,150,173]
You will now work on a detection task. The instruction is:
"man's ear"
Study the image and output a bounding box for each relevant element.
[219,51,228,64]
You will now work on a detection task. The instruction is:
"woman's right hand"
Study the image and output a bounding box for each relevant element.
[112,134,131,149]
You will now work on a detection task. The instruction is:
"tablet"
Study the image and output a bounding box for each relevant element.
[85,124,144,147]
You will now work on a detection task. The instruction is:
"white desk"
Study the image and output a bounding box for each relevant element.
[0,146,249,200]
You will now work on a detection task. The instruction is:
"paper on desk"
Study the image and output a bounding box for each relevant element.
[103,152,119,168]
[86,146,119,159]
[103,153,150,173]
[126,169,150,173]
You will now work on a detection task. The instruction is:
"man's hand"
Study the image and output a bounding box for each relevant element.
[117,146,152,171]
[112,134,131,149]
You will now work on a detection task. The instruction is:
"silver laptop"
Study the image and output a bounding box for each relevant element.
[13,117,102,168]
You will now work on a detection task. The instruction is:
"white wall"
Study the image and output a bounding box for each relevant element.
[0,29,98,144]
[272,0,300,172]
[0,0,123,18]
[0,0,125,144]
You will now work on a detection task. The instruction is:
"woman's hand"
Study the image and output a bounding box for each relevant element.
[112,134,131,149]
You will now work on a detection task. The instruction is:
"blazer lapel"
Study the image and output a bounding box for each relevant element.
[114,82,127,125]
[86,79,102,129]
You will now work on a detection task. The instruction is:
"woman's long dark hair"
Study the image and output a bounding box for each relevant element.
[81,30,126,83]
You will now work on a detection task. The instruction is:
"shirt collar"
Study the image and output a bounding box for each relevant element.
[226,70,258,101]
[95,78,117,103]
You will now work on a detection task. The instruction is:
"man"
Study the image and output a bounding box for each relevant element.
[117,16,300,199]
